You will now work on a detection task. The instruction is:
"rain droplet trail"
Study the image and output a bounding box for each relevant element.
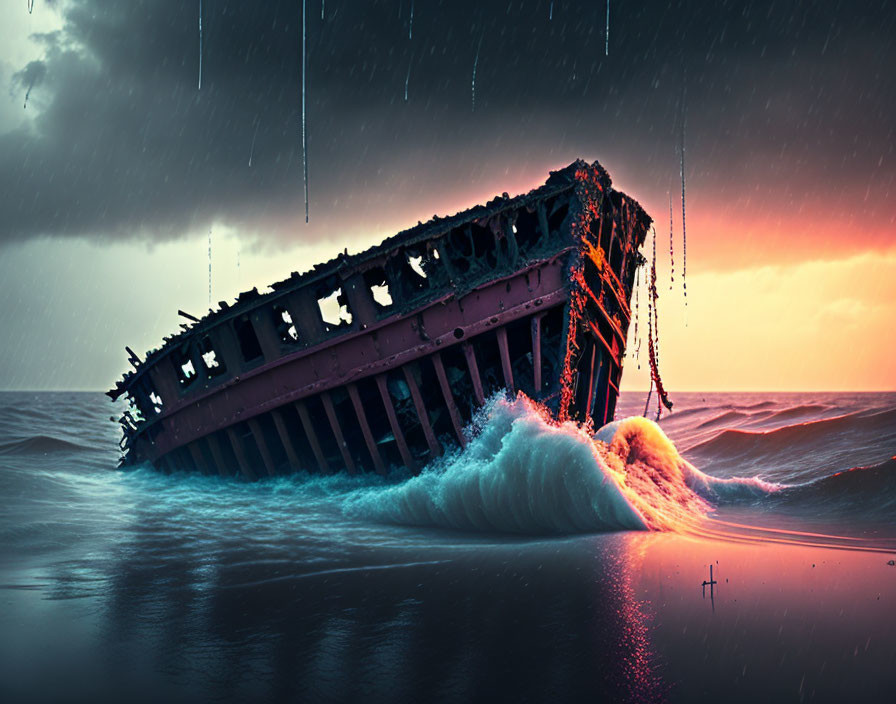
[302,0,309,223]
[471,34,483,112]
[405,53,412,102]
[605,0,610,56]
[249,118,260,167]
[198,0,203,90]
[409,0,414,40]
[27,1,34,15]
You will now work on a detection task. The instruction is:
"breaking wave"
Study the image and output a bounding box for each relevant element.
[346,396,778,535]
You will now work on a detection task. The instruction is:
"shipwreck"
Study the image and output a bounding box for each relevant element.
[108,159,651,477]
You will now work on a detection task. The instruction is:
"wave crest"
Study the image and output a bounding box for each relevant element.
[346,396,768,535]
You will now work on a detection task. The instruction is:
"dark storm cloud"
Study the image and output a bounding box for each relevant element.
[0,0,893,247]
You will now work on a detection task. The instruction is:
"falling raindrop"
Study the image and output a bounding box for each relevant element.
[249,118,260,167]
[404,53,412,102]
[302,0,309,223]
[550,2,554,20]
[198,0,203,90]
[23,85,32,109]
[471,34,483,112]
[605,0,610,56]
[27,1,34,15]
[321,0,325,21]
[409,0,414,40]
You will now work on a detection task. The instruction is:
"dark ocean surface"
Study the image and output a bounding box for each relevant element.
[0,391,894,703]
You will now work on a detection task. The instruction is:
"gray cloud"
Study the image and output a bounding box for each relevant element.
[0,0,893,249]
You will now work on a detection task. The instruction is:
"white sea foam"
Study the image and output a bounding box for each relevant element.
[346,395,777,535]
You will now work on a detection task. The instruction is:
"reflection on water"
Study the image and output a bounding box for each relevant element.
[1,391,895,702]
[81,531,665,702]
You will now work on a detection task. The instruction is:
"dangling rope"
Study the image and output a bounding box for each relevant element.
[669,192,674,289]
[680,77,688,311]
[633,266,641,368]
[647,227,673,416]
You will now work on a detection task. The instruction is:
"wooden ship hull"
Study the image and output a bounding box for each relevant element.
[108,160,651,478]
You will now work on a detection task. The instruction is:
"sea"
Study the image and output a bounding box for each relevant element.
[0,390,894,703]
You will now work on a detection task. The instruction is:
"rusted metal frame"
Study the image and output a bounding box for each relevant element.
[602,265,632,321]
[226,427,256,480]
[247,417,278,477]
[586,320,623,370]
[461,342,486,406]
[114,183,578,405]
[495,326,515,393]
[375,374,416,471]
[204,435,230,477]
[187,442,210,475]
[161,451,181,473]
[295,400,330,473]
[531,314,543,394]
[402,365,441,458]
[502,217,520,266]
[346,383,386,474]
[138,256,567,423]
[173,449,193,473]
[140,265,571,461]
[581,283,627,347]
[320,392,357,474]
[431,352,466,447]
[537,202,551,244]
[589,352,605,420]
[585,343,597,419]
[270,408,302,472]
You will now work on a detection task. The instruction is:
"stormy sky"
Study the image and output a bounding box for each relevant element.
[1,1,894,391]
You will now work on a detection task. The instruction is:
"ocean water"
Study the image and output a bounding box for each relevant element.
[0,390,894,703]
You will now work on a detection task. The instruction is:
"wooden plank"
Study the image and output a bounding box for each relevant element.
[402,365,441,458]
[247,417,278,477]
[271,408,302,472]
[346,383,386,475]
[495,326,514,393]
[531,315,543,394]
[431,352,466,448]
[295,400,329,473]
[204,435,230,477]
[375,374,416,471]
[226,427,256,480]
[461,341,485,406]
[320,391,357,474]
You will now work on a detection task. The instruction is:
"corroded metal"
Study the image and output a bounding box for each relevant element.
[109,159,651,477]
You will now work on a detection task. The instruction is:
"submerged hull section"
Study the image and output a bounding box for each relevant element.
[108,160,651,477]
